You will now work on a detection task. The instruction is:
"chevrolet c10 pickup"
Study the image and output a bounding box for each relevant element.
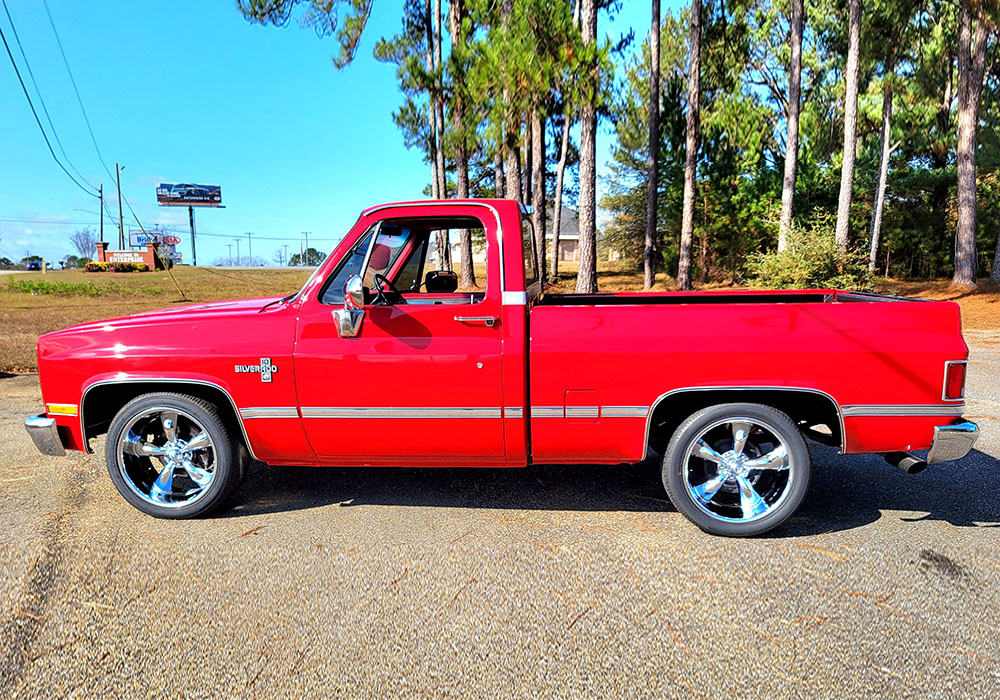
[25,199,980,536]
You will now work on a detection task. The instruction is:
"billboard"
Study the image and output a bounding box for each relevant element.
[156,183,222,207]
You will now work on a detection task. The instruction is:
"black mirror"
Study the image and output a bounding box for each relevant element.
[425,270,458,293]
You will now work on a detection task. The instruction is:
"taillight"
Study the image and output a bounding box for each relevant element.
[943,361,967,401]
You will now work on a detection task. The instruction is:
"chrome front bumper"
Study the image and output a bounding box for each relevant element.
[927,421,979,464]
[24,414,67,457]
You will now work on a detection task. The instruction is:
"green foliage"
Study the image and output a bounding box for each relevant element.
[745,212,873,290]
[8,278,102,297]
[289,247,328,266]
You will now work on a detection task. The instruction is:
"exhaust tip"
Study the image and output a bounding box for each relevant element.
[884,451,928,475]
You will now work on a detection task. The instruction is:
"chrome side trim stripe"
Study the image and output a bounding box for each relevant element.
[530,406,650,419]
[842,404,965,417]
[239,407,300,419]
[504,406,524,418]
[602,406,650,418]
[301,407,502,419]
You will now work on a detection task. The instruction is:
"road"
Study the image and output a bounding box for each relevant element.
[1,335,998,698]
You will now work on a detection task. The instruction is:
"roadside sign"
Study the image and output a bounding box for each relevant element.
[156,183,222,207]
[162,235,181,246]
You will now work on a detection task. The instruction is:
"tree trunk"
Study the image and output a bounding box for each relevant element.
[424,1,438,200]
[550,113,571,279]
[500,0,522,203]
[524,118,533,204]
[834,0,862,252]
[993,231,1000,284]
[576,0,598,293]
[531,109,547,281]
[449,0,474,288]
[868,70,894,273]
[677,0,701,291]
[432,0,450,270]
[549,0,580,280]
[778,0,803,251]
[644,0,661,290]
[494,149,505,197]
[953,0,989,289]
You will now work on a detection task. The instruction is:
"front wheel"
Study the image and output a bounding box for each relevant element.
[662,403,810,537]
[105,393,244,518]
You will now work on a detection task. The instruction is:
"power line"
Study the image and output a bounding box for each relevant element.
[41,0,112,183]
[1,0,97,191]
[0,12,97,198]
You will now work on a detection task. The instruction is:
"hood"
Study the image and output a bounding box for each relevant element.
[61,296,287,333]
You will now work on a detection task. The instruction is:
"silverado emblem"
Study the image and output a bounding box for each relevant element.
[235,357,277,383]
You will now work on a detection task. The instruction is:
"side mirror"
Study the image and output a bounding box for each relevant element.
[334,275,365,338]
[344,275,365,310]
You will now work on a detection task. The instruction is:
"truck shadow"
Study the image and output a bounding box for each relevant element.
[223,445,1000,537]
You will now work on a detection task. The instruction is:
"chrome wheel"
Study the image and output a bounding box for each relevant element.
[682,416,795,524]
[116,407,216,508]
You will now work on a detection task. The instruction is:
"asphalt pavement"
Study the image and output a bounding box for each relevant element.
[0,335,998,699]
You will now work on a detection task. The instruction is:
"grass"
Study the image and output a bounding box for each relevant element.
[1,264,997,373]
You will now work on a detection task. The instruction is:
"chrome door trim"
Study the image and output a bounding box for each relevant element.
[79,377,262,461]
[642,386,847,460]
[504,406,524,418]
[361,201,515,303]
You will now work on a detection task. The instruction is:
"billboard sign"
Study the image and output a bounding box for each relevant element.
[156,183,222,207]
[128,229,182,262]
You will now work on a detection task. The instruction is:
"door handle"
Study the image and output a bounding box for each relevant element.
[454,315,498,327]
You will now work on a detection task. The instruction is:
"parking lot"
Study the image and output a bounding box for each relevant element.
[1,332,998,698]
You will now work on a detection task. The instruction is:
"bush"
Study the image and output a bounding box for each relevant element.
[744,213,873,291]
[110,262,149,273]
[7,277,101,296]
[85,262,109,272]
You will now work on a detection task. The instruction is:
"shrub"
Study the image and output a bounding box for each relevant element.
[109,262,149,273]
[7,277,101,296]
[85,262,109,272]
[744,212,873,291]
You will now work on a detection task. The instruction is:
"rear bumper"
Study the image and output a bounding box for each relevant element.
[24,414,67,457]
[927,421,979,464]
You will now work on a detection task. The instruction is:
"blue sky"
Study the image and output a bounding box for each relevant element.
[0,0,676,265]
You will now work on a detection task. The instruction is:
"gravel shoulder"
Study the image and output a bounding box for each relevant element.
[0,339,998,699]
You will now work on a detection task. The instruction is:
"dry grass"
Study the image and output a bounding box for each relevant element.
[1,267,312,372]
[1,264,997,373]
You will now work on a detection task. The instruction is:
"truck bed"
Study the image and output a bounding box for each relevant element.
[535,290,919,306]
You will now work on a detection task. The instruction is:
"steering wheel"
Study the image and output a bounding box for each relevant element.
[373,273,406,305]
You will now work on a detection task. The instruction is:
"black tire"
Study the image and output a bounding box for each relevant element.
[105,392,244,518]
[662,402,810,537]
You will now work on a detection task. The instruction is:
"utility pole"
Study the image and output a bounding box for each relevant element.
[116,163,124,250]
[227,243,233,267]
[189,206,198,266]
[299,232,304,266]
[99,184,104,243]
[246,232,253,267]
[234,238,241,266]
[283,244,289,267]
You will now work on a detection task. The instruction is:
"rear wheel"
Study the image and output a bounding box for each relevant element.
[105,393,244,518]
[662,403,810,537]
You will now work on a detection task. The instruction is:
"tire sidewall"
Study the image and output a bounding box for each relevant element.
[662,403,811,537]
[105,394,236,519]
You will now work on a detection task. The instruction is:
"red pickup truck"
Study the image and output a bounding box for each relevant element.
[25,199,980,536]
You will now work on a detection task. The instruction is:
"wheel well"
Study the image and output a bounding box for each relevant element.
[81,382,246,453]
[645,389,843,458]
